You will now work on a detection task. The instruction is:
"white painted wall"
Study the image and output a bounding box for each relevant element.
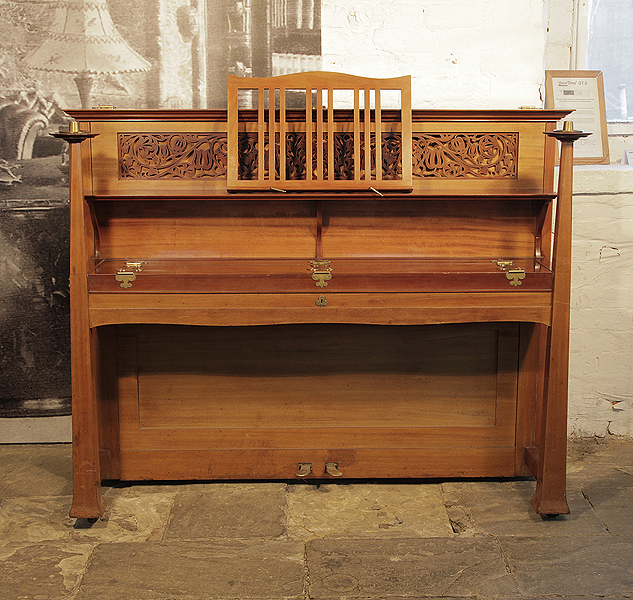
[569,166,633,437]
[544,0,632,438]
[322,0,548,108]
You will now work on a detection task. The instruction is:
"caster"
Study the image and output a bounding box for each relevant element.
[74,517,99,529]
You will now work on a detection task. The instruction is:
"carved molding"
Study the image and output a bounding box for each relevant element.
[412,133,518,178]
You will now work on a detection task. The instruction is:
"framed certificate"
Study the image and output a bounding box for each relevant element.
[545,70,610,164]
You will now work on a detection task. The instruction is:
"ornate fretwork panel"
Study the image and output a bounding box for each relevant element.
[330,132,402,180]
[412,133,518,178]
[117,131,517,182]
[119,133,228,179]
[236,131,402,181]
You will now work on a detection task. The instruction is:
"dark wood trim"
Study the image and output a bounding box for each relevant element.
[66,108,572,123]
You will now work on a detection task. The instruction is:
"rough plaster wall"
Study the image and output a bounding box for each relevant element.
[547,0,633,437]
[321,0,548,108]
[545,0,576,69]
[158,0,193,108]
[570,168,633,437]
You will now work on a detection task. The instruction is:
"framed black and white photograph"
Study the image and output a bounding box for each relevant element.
[1,0,322,425]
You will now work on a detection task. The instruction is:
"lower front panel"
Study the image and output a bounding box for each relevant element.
[103,322,521,480]
[117,448,518,480]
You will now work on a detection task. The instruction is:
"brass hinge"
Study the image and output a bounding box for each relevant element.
[492,259,516,270]
[492,260,526,286]
[123,260,147,271]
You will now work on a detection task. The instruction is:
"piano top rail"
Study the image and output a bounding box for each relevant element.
[66,108,572,122]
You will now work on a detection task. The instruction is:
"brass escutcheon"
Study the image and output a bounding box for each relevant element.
[115,271,136,289]
[316,295,328,307]
[506,269,526,287]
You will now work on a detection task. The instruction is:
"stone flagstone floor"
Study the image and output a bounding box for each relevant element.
[1,437,632,599]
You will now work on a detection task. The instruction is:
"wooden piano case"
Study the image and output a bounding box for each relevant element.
[62,73,579,519]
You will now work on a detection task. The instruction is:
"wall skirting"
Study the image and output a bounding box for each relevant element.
[0,416,71,444]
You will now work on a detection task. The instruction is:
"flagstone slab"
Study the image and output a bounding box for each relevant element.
[0,542,93,599]
[306,537,517,598]
[579,468,633,536]
[567,438,633,483]
[0,493,172,545]
[164,483,287,540]
[74,540,306,600]
[441,480,608,536]
[0,444,72,499]
[501,536,633,597]
[287,482,453,540]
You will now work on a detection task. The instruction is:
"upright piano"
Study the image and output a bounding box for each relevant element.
[59,72,580,520]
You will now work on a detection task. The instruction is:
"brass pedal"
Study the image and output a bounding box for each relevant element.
[295,463,312,477]
[325,462,343,477]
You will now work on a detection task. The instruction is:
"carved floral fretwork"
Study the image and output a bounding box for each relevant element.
[412,133,518,178]
[117,130,518,181]
[119,133,228,179]
[236,132,402,181]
